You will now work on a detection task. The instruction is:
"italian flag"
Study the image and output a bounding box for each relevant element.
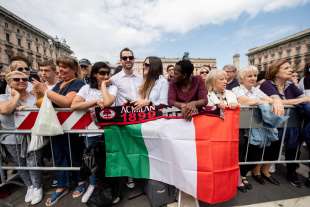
[104,109,240,204]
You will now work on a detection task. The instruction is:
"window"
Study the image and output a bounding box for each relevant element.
[18,38,21,46]
[17,28,20,33]
[5,22,8,28]
[286,49,291,57]
[278,50,283,57]
[295,46,301,55]
[36,46,39,53]
[43,48,46,55]
[28,42,31,49]
[6,33,10,42]
[35,38,38,42]
[271,53,275,58]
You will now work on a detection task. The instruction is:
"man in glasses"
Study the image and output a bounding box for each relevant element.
[79,58,91,84]
[110,48,143,190]
[223,64,239,90]
[111,47,143,106]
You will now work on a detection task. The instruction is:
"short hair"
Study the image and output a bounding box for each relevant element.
[175,59,194,79]
[238,66,258,84]
[5,71,28,82]
[223,64,236,71]
[120,47,134,59]
[166,64,174,71]
[205,69,227,91]
[89,61,111,89]
[56,56,80,78]
[10,55,30,66]
[38,59,56,71]
[265,59,288,80]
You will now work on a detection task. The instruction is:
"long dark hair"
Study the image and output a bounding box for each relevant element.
[89,62,110,89]
[139,56,163,99]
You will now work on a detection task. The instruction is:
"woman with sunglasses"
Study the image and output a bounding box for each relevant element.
[0,71,43,205]
[71,61,118,203]
[6,55,33,94]
[199,65,211,81]
[133,56,168,110]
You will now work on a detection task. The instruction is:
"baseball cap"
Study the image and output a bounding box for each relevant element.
[79,58,91,66]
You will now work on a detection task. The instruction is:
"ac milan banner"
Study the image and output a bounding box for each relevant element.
[94,104,221,126]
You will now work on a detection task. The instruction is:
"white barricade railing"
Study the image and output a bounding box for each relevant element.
[0,106,309,185]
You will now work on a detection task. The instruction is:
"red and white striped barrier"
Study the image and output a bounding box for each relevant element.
[14,110,99,131]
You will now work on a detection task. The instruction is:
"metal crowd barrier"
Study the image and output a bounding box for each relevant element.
[0,106,309,187]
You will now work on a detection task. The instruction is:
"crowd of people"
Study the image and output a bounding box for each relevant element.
[0,47,310,206]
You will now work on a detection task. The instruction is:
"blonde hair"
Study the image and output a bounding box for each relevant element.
[5,71,28,83]
[238,66,258,84]
[205,69,227,91]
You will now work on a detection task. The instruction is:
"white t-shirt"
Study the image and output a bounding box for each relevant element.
[77,84,117,102]
[232,85,267,100]
[0,93,36,144]
[141,75,169,105]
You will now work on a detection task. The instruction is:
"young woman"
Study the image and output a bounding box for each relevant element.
[71,61,117,203]
[168,60,208,121]
[133,56,168,110]
[0,71,43,205]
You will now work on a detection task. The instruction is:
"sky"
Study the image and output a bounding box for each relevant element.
[1,0,310,68]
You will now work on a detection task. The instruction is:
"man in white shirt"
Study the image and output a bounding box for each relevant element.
[111,48,143,189]
[111,48,143,106]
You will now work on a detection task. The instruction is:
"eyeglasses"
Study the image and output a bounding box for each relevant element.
[200,71,209,75]
[12,78,28,82]
[121,56,134,61]
[16,67,30,72]
[144,63,150,67]
[98,71,110,76]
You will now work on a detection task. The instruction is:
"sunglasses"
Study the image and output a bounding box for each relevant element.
[144,63,150,67]
[121,56,134,61]
[12,78,28,82]
[200,71,209,75]
[16,67,30,72]
[98,70,110,76]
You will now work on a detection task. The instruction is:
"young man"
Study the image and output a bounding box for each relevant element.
[111,48,143,106]
[79,58,91,84]
[166,64,174,82]
[223,64,239,90]
[38,60,58,89]
[111,48,143,189]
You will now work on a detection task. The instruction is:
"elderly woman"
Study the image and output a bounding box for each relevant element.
[206,69,238,109]
[134,56,168,109]
[0,71,43,205]
[34,56,85,206]
[260,60,310,187]
[232,66,285,189]
[168,59,208,121]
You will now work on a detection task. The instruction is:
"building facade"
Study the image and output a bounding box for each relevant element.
[0,5,73,71]
[247,29,310,73]
[133,57,217,76]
